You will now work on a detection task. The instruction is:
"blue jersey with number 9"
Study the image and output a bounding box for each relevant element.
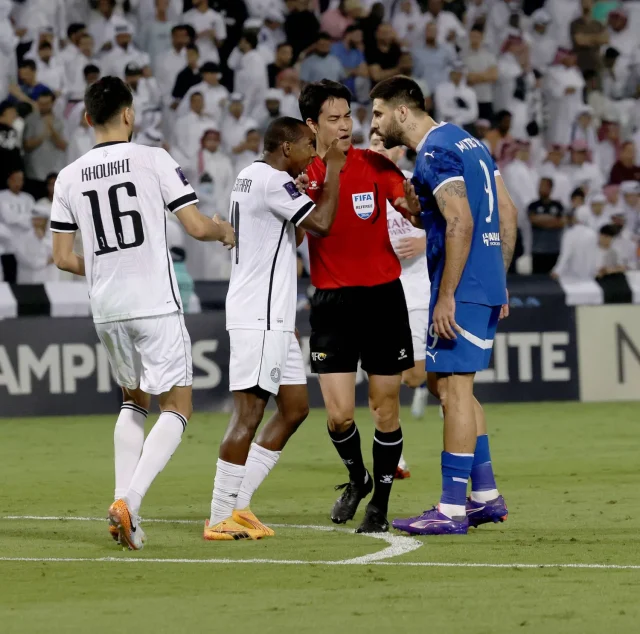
[412,122,507,307]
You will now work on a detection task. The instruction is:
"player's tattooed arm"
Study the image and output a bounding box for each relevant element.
[432,179,473,339]
[495,175,518,272]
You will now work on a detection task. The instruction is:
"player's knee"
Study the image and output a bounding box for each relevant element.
[122,387,151,411]
[327,409,354,433]
[286,401,310,427]
[369,396,399,429]
[402,367,426,389]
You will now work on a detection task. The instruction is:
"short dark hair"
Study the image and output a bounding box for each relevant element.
[344,24,362,35]
[276,42,292,51]
[369,75,426,112]
[19,59,37,71]
[84,76,133,126]
[38,41,53,50]
[0,100,17,117]
[38,88,55,101]
[171,24,189,35]
[67,23,86,39]
[186,43,199,54]
[604,47,620,60]
[299,79,352,122]
[470,22,484,34]
[571,187,585,199]
[263,116,307,153]
[316,31,332,42]
[45,172,58,183]
[600,223,618,237]
[241,30,258,50]
[494,109,512,122]
[190,91,203,100]
[84,64,100,78]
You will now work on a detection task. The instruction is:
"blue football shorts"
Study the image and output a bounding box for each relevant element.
[425,301,501,373]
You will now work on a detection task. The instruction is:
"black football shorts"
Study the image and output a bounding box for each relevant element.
[309,278,414,375]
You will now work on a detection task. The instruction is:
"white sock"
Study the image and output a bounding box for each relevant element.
[114,403,147,500]
[439,503,466,519]
[236,443,281,510]
[125,410,186,516]
[471,489,500,503]
[210,459,246,525]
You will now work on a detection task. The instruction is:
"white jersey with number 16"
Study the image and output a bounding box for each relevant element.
[50,141,199,324]
[226,161,316,332]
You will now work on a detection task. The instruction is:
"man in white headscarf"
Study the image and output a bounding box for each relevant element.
[539,144,573,208]
[546,48,586,146]
[528,8,557,73]
[562,139,605,197]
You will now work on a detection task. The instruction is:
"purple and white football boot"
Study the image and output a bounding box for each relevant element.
[392,506,469,535]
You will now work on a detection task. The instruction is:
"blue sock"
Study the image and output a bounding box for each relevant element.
[471,434,497,492]
[440,451,474,507]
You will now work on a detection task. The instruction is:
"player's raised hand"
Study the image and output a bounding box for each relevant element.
[432,294,461,340]
[324,139,347,170]
[213,214,235,250]
[394,180,421,216]
[295,172,310,194]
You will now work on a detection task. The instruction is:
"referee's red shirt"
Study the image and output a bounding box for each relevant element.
[305,147,407,289]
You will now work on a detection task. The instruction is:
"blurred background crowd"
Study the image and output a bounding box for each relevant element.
[0,0,639,301]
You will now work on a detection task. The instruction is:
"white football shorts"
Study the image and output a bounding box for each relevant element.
[229,329,307,395]
[95,311,192,395]
[408,307,429,362]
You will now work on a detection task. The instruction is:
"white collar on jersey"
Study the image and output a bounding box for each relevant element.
[416,121,447,153]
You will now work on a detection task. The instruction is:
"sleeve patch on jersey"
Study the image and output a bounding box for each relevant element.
[175,166,189,186]
[283,181,302,200]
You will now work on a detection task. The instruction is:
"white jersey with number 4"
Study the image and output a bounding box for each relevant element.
[226,161,316,332]
[50,141,199,323]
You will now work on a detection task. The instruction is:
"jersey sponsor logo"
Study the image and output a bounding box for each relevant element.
[482,232,501,247]
[352,192,375,219]
[233,178,253,193]
[283,181,302,200]
[270,367,281,383]
[311,352,327,362]
[175,166,189,186]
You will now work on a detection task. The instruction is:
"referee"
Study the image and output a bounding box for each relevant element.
[299,80,420,533]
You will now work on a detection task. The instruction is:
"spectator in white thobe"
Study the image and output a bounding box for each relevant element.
[30,41,65,96]
[424,0,466,48]
[66,108,96,164]
[562,140,605,198]
[546,49,586,146]
[392,0,429,50]
[253,88,286,134]
[182,0,226,64]
[173,92,218,168]
[547,0,581,50]
[233,129,262,178]
[581,192,611,232]
[435,62,478,128]
[538,145,573,209]
[101,21,151,79]
[528,9,557,73]
[179,62,229,121]
[137,0,176,73]
[228,31,269,118]
[154,25,189,96]
[63,34,100,103]
[502,139,538,255]
[551,206,598,280]
[89,0,125,55]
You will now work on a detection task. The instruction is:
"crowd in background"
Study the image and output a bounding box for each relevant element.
[0,0,639,294]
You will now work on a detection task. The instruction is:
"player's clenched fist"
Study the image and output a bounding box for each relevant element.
[213,214,236,249]
[432,293,460,340]
[324,139,347,170]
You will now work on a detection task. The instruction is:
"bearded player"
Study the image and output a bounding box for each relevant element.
[370,76,518,535]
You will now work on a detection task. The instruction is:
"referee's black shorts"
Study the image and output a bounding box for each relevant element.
[309,278,414,375]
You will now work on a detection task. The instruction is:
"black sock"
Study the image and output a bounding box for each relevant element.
[370,427,403,516]
[328,422,367,485]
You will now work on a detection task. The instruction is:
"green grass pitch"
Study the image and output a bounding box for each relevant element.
[1,401,639,633]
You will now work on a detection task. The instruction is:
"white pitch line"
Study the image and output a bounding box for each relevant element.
[0,557,639,570]
[2,516,639,570]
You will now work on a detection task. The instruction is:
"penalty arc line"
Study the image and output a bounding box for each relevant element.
[2,516,640,570]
